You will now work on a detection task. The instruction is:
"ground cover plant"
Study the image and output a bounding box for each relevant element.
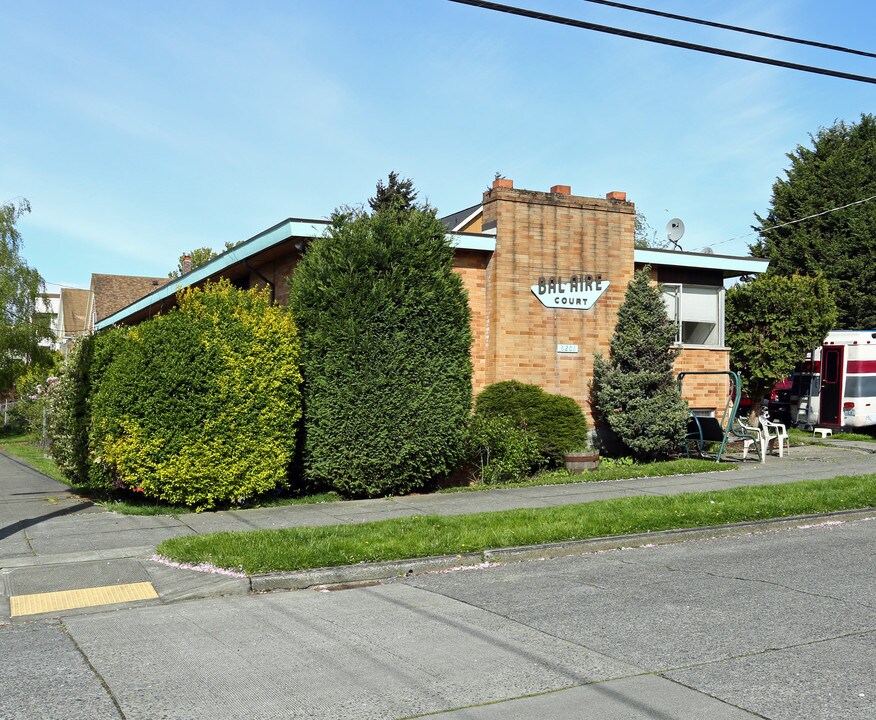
[156,474,876,574]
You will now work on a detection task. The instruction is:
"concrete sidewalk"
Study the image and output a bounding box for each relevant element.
[2,439,875,620]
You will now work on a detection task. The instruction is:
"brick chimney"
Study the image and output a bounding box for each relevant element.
[605,191,627,202]
[182,254,192,274]
[550,184,571,195]
[493,177,513,189]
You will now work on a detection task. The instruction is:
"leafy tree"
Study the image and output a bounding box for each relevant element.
[289,191,472,498]
[592,268,689,460]
[634,211,675,249]
[168,246,218,278]
[726,274,837,419]
[168,241,244,278]
[368,171,418,214]
[751,114,876,329]
[0,198,53,393]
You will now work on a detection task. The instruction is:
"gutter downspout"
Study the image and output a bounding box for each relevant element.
[244,259,275,303]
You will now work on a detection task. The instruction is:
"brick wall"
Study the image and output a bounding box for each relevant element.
[675,348,732,420]
[478,182,637,420]
[452,250,490,397]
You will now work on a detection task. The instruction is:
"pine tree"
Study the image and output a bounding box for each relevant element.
[368,171,418,214]
[592,268,689,460]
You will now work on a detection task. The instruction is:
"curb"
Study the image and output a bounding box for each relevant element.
[249,507,876,592]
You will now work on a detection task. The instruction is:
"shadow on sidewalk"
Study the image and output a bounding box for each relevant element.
[0,500,95,543]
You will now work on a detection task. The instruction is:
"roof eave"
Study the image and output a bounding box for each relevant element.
[634,248,770,278]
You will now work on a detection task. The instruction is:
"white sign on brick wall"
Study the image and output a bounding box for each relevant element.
[531,275,610,309]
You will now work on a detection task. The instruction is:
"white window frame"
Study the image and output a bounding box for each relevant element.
[661,283,725,348]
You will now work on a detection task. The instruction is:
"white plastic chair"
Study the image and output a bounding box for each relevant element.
[759,411,789,458]
[735,420,765,462]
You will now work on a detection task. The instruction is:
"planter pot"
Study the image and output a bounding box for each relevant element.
[564,453,600,474]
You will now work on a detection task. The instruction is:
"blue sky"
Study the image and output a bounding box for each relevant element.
[2,0,875,292]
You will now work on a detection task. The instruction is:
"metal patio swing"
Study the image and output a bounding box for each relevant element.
[677,370,764,463]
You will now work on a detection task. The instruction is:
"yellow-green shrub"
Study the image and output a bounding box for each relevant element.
[89,280,302,510]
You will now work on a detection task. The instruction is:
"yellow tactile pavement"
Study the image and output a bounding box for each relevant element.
[10,581,158,617]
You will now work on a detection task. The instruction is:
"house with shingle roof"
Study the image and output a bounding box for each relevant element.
[86,273,169,333]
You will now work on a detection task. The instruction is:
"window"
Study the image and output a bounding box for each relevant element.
[661,283,724,347]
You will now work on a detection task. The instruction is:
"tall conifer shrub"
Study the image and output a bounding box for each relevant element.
[592,268,688,460]
[289,197,472,498]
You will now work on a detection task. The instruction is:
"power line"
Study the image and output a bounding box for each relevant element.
[447,0,876,84]
[695,194,876,252]
[580,0,876,59]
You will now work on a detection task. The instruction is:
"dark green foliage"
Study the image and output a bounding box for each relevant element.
[288,201,472,498]
[368,171,418,214]
[474,380,589,463]
[87,281,302,509]
[726,274,836,418]
[48,337,96,486]
[592,268,689,460]
[465,414,544,484]
[751,114,876,329]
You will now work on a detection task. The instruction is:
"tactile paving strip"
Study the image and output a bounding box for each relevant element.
[10,581,158,616]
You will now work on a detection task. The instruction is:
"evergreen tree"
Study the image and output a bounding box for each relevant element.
[592,268,688,460]
[368,171,418,214]
[751,114,876,329]
[289,187,472,497]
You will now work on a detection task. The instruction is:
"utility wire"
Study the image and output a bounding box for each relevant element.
[695,194,876,252]
[447,0,876,84]
[580,0,876,59]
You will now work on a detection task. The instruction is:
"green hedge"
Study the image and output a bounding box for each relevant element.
[87,280,302,510]
[474,380,589,463]
[289,205,472,498]
[48,336,96,486]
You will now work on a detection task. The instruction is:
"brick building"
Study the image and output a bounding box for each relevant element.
[96,179,768,421]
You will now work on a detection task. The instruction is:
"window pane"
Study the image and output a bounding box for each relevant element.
[661,286,678,321]
[682,321,718,345]
[680,286,720,345]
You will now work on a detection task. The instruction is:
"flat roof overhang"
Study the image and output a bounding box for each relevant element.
[634,248,769,278]
[96,219,497,330]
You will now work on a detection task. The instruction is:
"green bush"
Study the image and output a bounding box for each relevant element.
[88,280,302,509]
[473,380,589,463]
[48,336,96,485]
[466,414,544,484]
[289,202,472,498]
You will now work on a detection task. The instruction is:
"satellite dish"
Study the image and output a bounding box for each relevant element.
[666,218,685,251]
[702,247,714,255]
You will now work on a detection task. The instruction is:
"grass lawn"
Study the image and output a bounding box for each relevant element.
[156,474,876,575]
[0,433,68,483]
[788,427,876,444]
[446,457,732,492]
